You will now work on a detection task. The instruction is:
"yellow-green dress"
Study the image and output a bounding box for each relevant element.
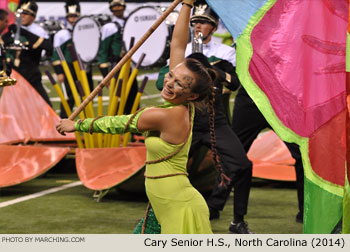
[75,102,212,234]
[144,103,212,234]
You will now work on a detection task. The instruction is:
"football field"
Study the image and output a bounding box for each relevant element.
[0,65,302,234]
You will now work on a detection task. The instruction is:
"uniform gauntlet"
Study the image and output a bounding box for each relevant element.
[75,111,143,135]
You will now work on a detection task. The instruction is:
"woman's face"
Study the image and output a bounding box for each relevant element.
[161,63,199,104]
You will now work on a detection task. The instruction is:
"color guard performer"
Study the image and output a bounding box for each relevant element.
[156,1,254,234]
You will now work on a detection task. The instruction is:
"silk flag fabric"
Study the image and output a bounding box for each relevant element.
[0,70,76,144]
[207,0,348,233]
[0,145,69,188]
[345,0,350,235]
[0,0,7,9]
[5,0,19,11]
[1,0,18,26]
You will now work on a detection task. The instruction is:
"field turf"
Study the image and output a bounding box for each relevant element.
[0,65,302,234]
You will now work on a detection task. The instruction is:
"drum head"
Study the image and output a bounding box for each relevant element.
[123,6,170,67]
[72,16,100,63]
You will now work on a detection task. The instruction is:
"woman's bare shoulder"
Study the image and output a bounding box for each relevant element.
[145,105,188,125]
[166,105,189,117]
[137,106,185,132]
[145,104,187,114]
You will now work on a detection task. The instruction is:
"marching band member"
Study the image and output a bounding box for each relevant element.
[2,0,52,105]
[51,0,94,118]
[0,8,16,89]
[98,0,138,114]
[0,9,8,34]
[98,0,126,78]
[0,9,11,77]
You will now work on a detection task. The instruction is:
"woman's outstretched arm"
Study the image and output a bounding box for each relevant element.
[169,1,194,70]
[56,113,143,136]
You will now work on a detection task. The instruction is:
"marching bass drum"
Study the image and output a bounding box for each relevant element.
[72,16,101,63]
[123,6,179,68]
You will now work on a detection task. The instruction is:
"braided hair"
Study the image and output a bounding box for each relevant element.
[133,56,231,187]
[185,55,231,187]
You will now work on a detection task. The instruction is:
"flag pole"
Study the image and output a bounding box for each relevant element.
[68,0,182,120]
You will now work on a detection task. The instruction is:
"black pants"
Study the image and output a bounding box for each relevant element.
[18,68,52,107]
[232,89,304,214]
[189,124,253,217]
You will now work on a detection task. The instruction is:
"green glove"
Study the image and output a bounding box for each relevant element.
[75,111,143,134]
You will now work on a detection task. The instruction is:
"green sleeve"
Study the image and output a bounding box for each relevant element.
[98,32,122,66]
[111,32,123,58]
[51,49,64,74]
[155,65,170,91]
[52,40,73,74]
[51,48,59,62]
[98,35,113,65]
[75,111,143,134]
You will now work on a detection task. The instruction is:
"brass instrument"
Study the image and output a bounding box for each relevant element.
[0,70,16,87]
[192,31,203,53]
[6,9,28,51]
[0,43,16,87]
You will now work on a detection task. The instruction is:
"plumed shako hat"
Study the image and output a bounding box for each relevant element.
[109,0,126,9]
[18,0,38,16]
[65,0,81,17]
[190,1,219,27]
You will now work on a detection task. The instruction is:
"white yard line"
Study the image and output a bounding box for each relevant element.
[0,181,82,208]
